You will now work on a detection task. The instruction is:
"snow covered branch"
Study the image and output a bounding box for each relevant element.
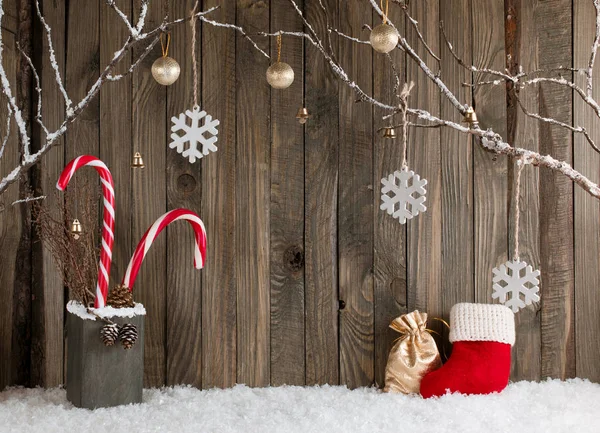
[0,1,223,195]
[2,0,600,202]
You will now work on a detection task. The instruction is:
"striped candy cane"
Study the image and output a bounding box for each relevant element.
[122,209,207,290]
[57,155,115,308]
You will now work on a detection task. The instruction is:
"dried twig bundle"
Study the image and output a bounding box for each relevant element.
[31,183,101,306]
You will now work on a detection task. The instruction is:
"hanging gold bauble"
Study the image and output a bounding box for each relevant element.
[151,56,181,86]
[296,107,310,124]
[382,127,397,139]
[70,218,83,240]
[266,62,294,89]
[131,151,145,169]
[370,24,399,54]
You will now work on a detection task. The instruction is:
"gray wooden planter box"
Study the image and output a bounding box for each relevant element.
[66,310,144,409]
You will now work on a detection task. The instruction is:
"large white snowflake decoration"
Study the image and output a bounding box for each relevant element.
[380,168,428,224]
[492,259,541,313]
[170,106,220,163]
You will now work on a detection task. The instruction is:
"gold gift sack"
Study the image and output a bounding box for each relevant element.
[383,310,442,394]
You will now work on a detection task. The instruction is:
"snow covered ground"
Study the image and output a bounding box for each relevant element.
[0,379,598,433]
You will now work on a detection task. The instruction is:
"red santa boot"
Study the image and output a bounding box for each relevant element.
[420,303,515,398]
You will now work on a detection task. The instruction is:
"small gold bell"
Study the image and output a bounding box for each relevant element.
[70,218,83,240]
[463,106,479,128]
[131,152,145,169]
[382,127,397,139]
[296,107,310,124]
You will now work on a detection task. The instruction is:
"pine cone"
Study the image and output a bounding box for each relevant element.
[118,323,138,349]
[100,323,120,347]
[107,284,134,308]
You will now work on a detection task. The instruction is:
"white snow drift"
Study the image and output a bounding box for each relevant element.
[0,379,598,433]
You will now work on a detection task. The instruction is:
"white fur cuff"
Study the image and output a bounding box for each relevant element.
[449,303,515,346]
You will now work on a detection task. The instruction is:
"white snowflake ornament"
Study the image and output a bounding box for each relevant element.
[380,168,427,224]
[492,259,541,313]
[170,106,220,163]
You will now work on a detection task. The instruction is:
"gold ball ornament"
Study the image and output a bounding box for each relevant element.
[151,56,181,86]
[370,23,399,54]
[266,62,295,89]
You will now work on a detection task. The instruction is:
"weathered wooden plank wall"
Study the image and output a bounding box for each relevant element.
[1,0,600,390]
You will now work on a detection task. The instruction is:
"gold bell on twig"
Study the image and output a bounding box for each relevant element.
[382,127,397,139]
[296,107,310,124]
[131,152,145,169]
[70,218,83,240]
[463,106,479,128]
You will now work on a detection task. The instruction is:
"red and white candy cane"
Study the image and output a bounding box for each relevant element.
[122,209,207,290]
[57,155,115,308]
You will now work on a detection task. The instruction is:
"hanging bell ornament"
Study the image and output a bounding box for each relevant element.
[370,24,400,54]
[463,106,479,128]
[382,127,397,139]
[70,218,83,240]
[266,62,294,89]
[151,33,180,86]
[296,107,310,124]
[131,152,145,169]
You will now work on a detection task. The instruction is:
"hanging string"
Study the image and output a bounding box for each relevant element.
[74,173,78,217]
[380,0,389,24]
[160,33,171,58]
[191,1,199,110]
[399,81,414,170]
[276,34,282,63]
[513,157,525,261]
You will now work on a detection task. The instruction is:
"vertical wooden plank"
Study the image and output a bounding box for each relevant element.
[269,1,305,386]
[338,0,374,388]
[304,0,339,385]
[63,0,100,391]
[574,0,600,382]
[201,0,237,389]
[372,6,406,388]
[132,0,167,387]
[406,0,442,328]
[166,0,202,387]
[439,0,473,339]
[472,1,507,307]
[536,0,574,380]
[0,27,20,389]
[236,0,270,387]
[505,0,541,381]
[100,0,131,299]
[32,0,65,387]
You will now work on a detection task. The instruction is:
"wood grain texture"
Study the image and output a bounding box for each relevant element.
[61,0,100,391]
[235,0,270,387]
[32,0,66,388]
[338,0,374,389]
[0,28,19,389]
[269,0,305,386]
[574,0,600,382]
[372,4,406,388]
[132,0,167,387]
[304,0,339,386]
[439,0,473,346]
[165,0,203,387]
[536,0,575,380]
[406,0,442,324]
[505,0,541,380]
[4,0,600,388]
[472,0,508,308]
[100,0,132,292]
[201,0,237,389]
[201,0,238,388]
